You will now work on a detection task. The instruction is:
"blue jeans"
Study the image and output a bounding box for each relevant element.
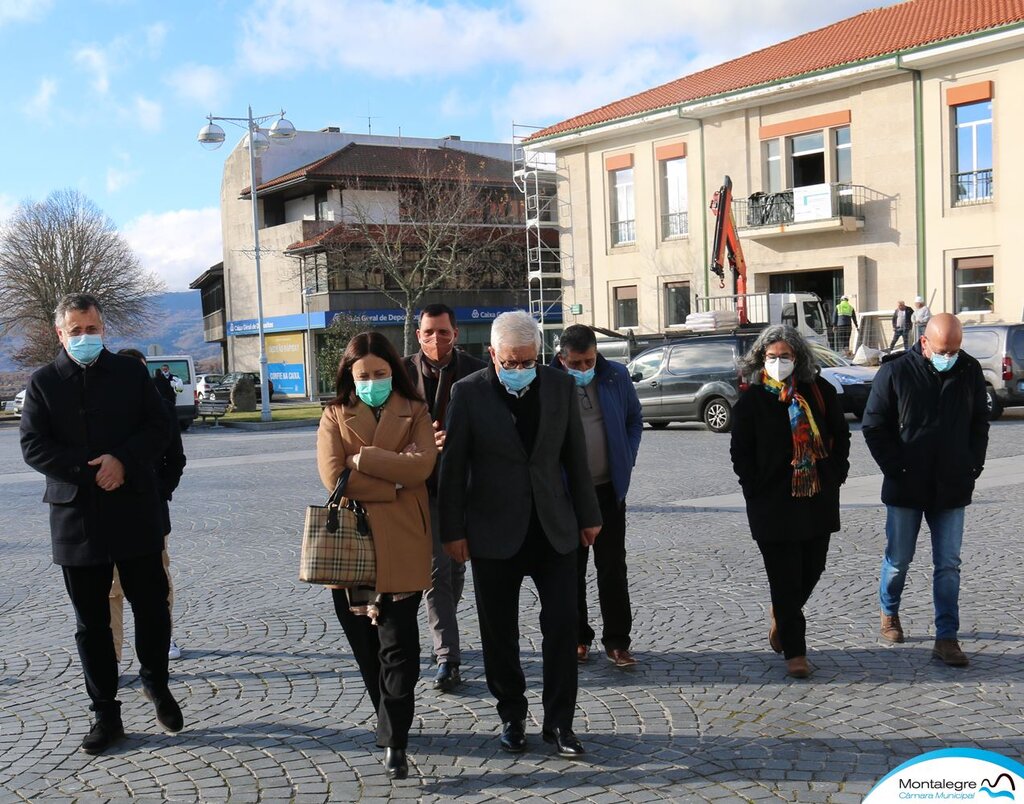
[878,506,965,639]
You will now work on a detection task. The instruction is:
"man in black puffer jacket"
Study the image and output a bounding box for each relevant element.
[862,313,989,667]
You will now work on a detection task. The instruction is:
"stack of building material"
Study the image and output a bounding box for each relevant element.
[684,310,740,332]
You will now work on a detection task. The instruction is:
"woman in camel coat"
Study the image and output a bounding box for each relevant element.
[317,331,436,780]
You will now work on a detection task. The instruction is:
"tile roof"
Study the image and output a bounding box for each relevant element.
[244,143,515,195]
[529,0,1024,141]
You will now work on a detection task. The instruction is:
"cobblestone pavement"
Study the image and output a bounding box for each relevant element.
[2,411,1023,803]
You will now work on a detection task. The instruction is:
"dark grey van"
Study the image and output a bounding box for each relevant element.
[626,334,758,433]
[961,323,1024,419]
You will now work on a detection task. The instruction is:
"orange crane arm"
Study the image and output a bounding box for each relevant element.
[709,175,748,323]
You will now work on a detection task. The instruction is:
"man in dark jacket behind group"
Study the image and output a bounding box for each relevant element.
[552,325,643,667]
[403,303,486,692]
[862,313,989,667]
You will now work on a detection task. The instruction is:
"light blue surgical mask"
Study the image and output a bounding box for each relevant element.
[567,367,595,387]
[498,366,536,392]
[354,377,392,408]
[930,352,958,372]
[65,334,104,365]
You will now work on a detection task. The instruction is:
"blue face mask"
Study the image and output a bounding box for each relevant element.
[65,334,103,365]
[354,377,392,408]
[498,366,536,392]
[930,352,958,372]
[567,367,595,387]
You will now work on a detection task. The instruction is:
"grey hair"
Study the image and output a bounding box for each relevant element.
[54,293,103,329]
[739,325,817,384]
[491,310,541,352]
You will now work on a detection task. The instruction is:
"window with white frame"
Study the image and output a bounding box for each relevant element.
[953,101,993,204]
[954,256,994,313]
[790,131,825,187]
[609,167,635,245]
[660,157,688,238]
[763,140,782,193]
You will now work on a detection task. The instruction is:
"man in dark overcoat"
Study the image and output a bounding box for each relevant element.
[20,293,184,754]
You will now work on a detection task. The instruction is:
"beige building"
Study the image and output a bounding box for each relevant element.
[525,0,1024,337]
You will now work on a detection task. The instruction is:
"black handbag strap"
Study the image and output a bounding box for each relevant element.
[325,468,370,535]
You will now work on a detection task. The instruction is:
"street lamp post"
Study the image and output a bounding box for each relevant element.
[303,285,315,403]
[197,107,296,422]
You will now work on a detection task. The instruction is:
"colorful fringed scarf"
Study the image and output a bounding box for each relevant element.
[762,372,829,497]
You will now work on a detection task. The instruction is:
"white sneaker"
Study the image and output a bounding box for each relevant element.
[168,640,182,660]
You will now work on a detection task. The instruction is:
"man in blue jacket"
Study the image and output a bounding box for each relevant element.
[553,325,643,667]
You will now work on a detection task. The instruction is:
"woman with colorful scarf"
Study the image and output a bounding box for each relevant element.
[730,326,851,678]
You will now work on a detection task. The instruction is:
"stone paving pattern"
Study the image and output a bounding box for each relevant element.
[1,412,1023,802]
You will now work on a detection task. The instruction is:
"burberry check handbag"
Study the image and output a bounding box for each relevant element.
[300,468,376,586]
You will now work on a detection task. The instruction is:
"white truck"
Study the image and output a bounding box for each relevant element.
[688,292,830,345]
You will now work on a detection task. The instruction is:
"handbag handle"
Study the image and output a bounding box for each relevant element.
[325,468,352,533]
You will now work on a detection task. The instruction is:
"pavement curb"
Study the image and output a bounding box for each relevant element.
[209,419,319,431]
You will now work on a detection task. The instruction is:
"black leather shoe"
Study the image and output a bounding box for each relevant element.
[80,718,125,755]
[499,719,528,753]
[542,726,585,757]
[433,661,461,692]
[142,686,183,733]
[384,747,408,780]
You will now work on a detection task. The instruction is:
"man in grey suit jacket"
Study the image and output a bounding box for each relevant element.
[439,310,601,757]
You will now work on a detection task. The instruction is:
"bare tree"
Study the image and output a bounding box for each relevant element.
[317,153,526,353]
[0,189,164,366]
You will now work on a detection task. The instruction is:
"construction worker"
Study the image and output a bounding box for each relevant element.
[834,295,858,355]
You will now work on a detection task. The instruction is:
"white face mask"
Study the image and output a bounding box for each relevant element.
[764,356,795,382]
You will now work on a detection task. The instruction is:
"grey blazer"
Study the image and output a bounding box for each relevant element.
[438,365,601,559]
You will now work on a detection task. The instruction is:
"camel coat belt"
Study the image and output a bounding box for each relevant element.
[317,394,436,593]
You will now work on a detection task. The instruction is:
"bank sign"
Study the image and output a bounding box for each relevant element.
[227,306,561,336]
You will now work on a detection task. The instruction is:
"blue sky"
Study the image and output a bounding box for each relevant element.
[0,0,885,290]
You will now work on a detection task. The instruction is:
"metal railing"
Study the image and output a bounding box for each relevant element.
[610,219,636,245]
[733,183,866,228]
[661,211,688,238]
[952,169,993,205]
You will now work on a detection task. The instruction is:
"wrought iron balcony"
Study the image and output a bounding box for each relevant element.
[733,183,867,231]
[661,211,689,238]
[952,169,992,206]
[610,219,636,245]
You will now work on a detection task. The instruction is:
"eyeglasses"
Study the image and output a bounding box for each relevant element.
[498,359,537,370]
[577,385,592,410]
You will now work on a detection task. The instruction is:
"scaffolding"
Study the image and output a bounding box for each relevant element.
[513,123,564,359]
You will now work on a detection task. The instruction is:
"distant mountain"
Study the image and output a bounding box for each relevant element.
[0,292,220,372]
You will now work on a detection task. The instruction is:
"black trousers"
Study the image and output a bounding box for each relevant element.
[471,522,578,730]
[578,483,632,650]
[62,551,171,721]
[332,590,422,749]
[756,536,831,659]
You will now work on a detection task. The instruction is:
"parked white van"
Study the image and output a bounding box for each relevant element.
[144,354,197,430]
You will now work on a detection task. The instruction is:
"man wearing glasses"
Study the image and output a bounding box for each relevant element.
[403,304,485,693]
[439,310,601,757]
[862,313,988,667]
[552,325,643,668]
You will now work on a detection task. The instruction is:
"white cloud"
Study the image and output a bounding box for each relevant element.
[106,167,137,193]
[0,0,53,27]
[238,0,883,78]
[123,208,223,291]
[0,194,19,226]
[74,45,111,95]
[145,22,168,52]
[167,63,230,109]
[23,77,57,118]
[133,95,163,132]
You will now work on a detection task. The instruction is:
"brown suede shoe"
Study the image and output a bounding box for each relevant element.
[606,648,638,668]
[769,607,782,654]
[880,613,905,643]
[786,656,810,679]
[933,639,969,667]
[576,644,589,663]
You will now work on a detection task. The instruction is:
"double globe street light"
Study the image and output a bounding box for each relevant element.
[198,107,296,423]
